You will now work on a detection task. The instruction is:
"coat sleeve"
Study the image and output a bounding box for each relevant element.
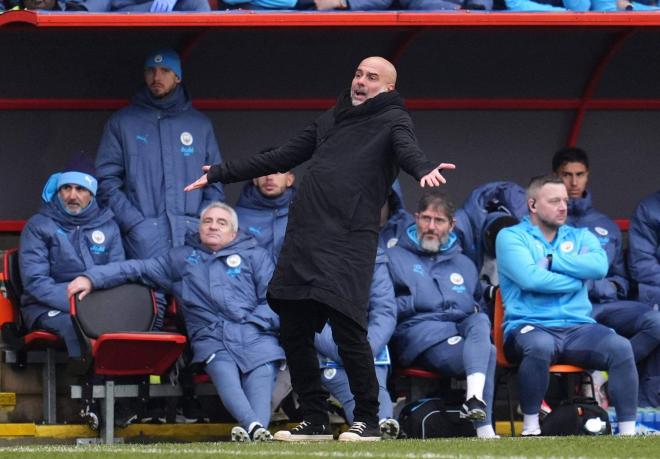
[365,258,397,357]
[247,249,280,331]
[19,223,70,312]
[84,254,178,294]
[390,114,437,181]
[628,197,660,288]
[551,231,609,281]
[207,122,317,184]
[107,223,126,263]
[496,229,583,294]
[386,251,417,320]
[95,118,145,233]
[589,225,628,302]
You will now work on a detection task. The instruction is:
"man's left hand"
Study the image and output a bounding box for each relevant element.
[420,163,456,187]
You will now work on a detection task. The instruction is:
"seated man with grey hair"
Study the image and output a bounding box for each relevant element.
[68,202,284,442]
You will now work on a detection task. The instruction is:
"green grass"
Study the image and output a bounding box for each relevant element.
[0,436,658,459]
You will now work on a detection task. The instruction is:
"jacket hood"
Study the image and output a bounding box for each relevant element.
[387,179,406,216]
[568,189,593,218]
[333,89,405,123]
[132,84,192,115]
[38,197,113,230]
[236,182,296,211]
[185,230,258,256]
[398,223,461,258]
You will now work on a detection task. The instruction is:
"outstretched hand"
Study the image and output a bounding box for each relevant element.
[184,165,211,192]
[67,276,93,301]
[420,163,456,187]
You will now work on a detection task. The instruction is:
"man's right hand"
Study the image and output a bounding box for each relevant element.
[184,165,211,192]
[67,276,93,301]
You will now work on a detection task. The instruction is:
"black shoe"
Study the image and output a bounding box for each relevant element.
[80,407,100,431]
[460,396,487,421]
[273,420,333,441]
[114,403,138,428]
[338,421,381,441]
[249,424,273,442]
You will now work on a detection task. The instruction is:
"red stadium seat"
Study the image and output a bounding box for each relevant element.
[0,248,64,424]
[70,283,186,443]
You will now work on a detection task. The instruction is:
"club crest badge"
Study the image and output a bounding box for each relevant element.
[180,132,193,146]
[450,273,464,285]
[226,254,241,268]
[91,230,106,244]
[560,241,574,253]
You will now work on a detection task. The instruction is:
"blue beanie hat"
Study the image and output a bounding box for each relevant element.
[41,171,98,203]
[145,49,182,81]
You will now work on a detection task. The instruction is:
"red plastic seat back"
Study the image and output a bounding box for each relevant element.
[92,332,187,376]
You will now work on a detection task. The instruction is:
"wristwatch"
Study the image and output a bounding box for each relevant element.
[337,0,348,8]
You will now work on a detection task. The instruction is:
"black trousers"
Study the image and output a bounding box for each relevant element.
[278,299,379,426]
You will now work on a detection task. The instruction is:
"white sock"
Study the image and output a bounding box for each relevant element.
[248,421,261,433]
[522,413,540,433]
[476,424,498,438]
[618,420,636,436]
[466,372,486,402]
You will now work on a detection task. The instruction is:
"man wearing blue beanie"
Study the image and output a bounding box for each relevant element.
[19,163,125,361]
[95,48,223,331]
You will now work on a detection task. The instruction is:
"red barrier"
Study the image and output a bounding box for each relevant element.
[3,11,660,29]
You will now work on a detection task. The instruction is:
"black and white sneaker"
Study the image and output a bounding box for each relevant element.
[379,418,400,440]
[273,420,333,441]
[231,426,250,442]
[460,396,487,421]
[338,421,381,442]
[249,424,273,442]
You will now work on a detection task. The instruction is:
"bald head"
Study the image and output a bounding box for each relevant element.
[350,56,397,106]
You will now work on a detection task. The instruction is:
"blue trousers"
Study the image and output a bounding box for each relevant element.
[205,358,277,429]
[414,313,496,428]
[505,323,638,422]
[321,364,392,424]
[35,311,80,358]
[592,301,660,362]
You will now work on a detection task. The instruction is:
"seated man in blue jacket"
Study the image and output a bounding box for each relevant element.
[628,189,660,407]
[20,161,125,359]
[553,148,660,405]
[235,171,295,261]
[68,202,285,442]
[496,174,638,436]
[316,249,399,439]
[386,191,498,439]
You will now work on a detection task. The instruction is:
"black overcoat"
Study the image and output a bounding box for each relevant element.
[208,90,436,330]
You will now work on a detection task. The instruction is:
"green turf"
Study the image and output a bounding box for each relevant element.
[0,436,658,459]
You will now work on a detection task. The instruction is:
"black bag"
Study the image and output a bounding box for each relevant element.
[398,398,476,438]
[541,397,612,436]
